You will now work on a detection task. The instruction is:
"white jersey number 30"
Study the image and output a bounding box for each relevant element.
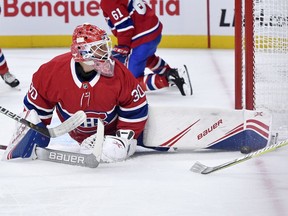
[131,84,146,102]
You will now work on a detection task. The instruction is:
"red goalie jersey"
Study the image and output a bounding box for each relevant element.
[23,52,148,143]
[100,0,163,48]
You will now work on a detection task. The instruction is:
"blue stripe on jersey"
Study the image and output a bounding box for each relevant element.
[115,18,134,32]
[117,102,148,121]
[55,103,71,121]
[56,103,118,126]
[107,19,115,30]
[132,22,160,42]
[128,0,134,13]
[107,16,134,33]
[23,96,54,118]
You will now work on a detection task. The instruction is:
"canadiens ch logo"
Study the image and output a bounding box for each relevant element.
[77,111,107,133]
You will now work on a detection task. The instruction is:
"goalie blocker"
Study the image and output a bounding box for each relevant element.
[2,109,51,160]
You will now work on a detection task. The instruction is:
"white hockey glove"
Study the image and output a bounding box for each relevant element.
[2,109,50,161]
[101,130,137,163]
[80,133,98,155]
[80,129,137,163]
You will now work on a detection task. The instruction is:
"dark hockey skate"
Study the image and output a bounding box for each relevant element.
[166,66,193,96]
[1,72,20,88]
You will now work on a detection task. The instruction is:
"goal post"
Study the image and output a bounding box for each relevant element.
[235,0,288,140]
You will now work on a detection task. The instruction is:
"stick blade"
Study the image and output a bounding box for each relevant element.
[48,110,87,138]
[36,147,99,168]
[190,161,212,174]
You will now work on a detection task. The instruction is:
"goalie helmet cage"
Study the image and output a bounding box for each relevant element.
[235,0,288,140]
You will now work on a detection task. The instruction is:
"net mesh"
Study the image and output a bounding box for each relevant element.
[242,0,288,140]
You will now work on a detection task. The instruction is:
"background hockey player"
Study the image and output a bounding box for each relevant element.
[0,48,20,88]
[100,0,190,95]
[2,23,148,163]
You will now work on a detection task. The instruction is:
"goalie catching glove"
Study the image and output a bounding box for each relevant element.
[80,129,137,163]
[2,109,50,160]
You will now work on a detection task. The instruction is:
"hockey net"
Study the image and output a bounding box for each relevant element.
[235,0,288,140]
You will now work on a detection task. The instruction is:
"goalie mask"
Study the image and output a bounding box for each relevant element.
[71,23,115,77]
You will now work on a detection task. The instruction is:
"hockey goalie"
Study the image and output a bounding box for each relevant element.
[1,23,272,164]
[2,23,149,163]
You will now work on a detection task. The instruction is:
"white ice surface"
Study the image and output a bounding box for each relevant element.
[0,48,287,216]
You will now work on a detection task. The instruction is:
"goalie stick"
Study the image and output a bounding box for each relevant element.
[190,139,288,174]
[0,119,105,168]
[0,106,86,138]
